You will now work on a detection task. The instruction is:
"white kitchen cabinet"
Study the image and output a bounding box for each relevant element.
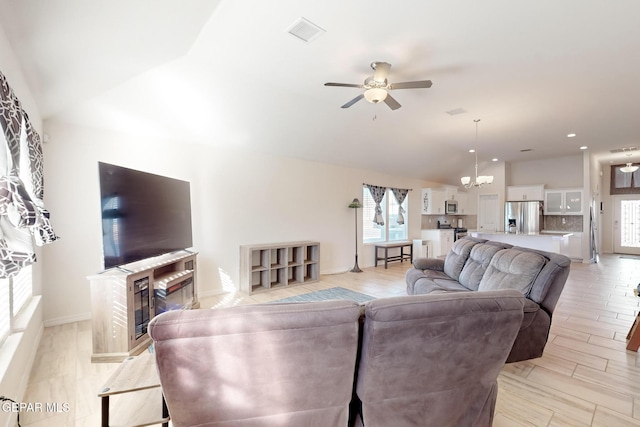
[506,185,545,201]
[421,188,446,214]
[456,192,468,214]
[421,229,454,257]
[544,189,583,215]
[457,192,477,215]
[443,186,458,201]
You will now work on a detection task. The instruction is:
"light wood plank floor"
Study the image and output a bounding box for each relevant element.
[19,254,640,426]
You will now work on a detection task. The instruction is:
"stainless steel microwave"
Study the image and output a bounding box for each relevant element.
[445,200,458,214]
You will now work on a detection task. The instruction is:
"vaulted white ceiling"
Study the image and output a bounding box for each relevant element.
[1,0,639,183]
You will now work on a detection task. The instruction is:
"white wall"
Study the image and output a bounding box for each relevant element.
[41,120,426,323]
[507,154,583,188]
[0,24,44,427]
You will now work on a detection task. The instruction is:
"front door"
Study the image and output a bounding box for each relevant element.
[613,195,640,255]
[478,194,500,232]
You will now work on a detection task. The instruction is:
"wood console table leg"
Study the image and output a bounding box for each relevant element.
[627,314,640,351]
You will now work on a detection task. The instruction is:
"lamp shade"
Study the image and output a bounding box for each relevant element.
[349,198,363,208]
[364,88,388,104]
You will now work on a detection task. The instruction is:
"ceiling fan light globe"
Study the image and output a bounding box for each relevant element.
[461,176,471,186]
[486,176,494,184]
[364,88,388,104]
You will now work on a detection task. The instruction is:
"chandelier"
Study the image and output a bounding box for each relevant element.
[461,119,494,188]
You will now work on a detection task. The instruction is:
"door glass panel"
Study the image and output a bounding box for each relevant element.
[620,200,640,248]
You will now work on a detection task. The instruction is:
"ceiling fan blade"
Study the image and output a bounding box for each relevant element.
[341,94,364,108]
[325,82,364,88]
[389,80,433,90]
[384,94,401,110]
[373,62,391,83]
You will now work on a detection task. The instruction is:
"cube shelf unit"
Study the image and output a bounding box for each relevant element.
[240,241,320,294]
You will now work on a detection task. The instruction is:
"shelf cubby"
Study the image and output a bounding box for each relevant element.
[240,241,320,294]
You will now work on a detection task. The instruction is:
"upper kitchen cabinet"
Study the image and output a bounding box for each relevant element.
[443,186,458,201]
[456,192,476,215]
[506,185,545,201]
[421,188,445,214]
[544,189,583,215]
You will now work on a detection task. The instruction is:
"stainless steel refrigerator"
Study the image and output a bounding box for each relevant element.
[505,201,544,234]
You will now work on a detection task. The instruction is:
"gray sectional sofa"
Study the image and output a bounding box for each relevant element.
[150,292,525,427]
[405,236,571,363]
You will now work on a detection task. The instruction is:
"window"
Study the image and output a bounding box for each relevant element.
[0,266,32,346]
[611,164,640,194]
[0,279,9,345]
[362,187,408,243]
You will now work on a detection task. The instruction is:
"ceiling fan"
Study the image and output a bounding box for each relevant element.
[324,61,432,110]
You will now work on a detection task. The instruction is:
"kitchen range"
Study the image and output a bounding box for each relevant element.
[437,220,467,241]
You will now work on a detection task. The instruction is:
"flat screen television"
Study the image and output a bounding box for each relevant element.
[98,162,193,270]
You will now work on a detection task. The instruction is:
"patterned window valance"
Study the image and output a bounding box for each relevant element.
[0,71,58,277]
[390,187,410,225]
[364,184,386,226]
[363,183,411,226]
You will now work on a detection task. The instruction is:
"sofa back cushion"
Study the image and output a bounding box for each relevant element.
[443,239,478,281]
[356,290,524,427]
[148,300,361,427]
[478,249,546,296]
[458,243,510,291]
[511,246,571,310]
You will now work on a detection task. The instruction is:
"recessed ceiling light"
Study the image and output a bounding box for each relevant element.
[580,146,588,150]
[492,158,498,162]
[469,149,475,153]
[567,133,576,138]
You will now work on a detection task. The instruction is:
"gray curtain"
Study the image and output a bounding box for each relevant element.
[0,71,58,277]
[391,187,409,225]
[365,184,386,226]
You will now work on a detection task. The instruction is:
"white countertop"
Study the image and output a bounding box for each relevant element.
[468,230,573,238]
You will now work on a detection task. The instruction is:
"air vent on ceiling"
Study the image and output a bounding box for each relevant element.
[446,108,467,116]
[287,17,325,43]
[610,146,638,153]
[520,149,533,152]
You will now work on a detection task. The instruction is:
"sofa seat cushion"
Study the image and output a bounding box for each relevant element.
[421,269,452,281]
[478,249,546,296]
[413,277,470,294]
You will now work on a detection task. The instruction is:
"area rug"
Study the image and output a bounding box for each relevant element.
[272,287,375,304]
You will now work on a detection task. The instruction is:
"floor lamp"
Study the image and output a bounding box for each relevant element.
[349,198,363,273]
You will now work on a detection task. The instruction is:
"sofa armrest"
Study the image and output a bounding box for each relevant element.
[413,257,444,271]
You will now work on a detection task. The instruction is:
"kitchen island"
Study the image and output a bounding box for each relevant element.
[469,231,573,254]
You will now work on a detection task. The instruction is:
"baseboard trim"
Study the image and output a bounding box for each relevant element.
[44,312,91,327]
[198,288,228,299]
